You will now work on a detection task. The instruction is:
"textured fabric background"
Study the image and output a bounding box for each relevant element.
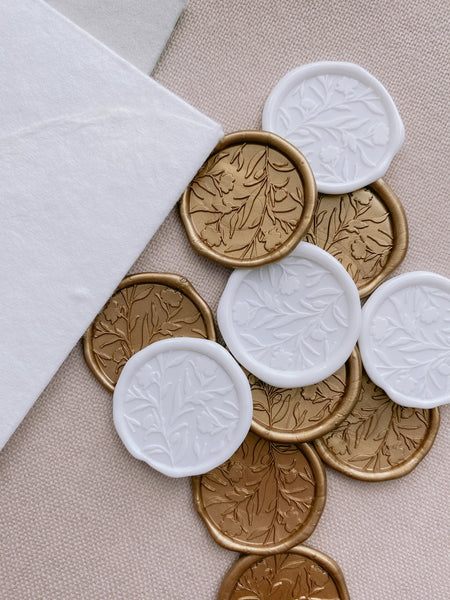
[0,1,448,598]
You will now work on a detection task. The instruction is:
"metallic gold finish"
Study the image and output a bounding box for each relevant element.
[84,273,216,392]
[314,371,440,481]
[180,131,317,268]
[305,178,408,298]
[217,545,350,600]
[249,347,362,443]
[193,431,326,554]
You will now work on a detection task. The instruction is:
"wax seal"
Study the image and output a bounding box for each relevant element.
[248,347,361,443]
[263,62,404,194]
[218,241,361,388]
[193,431,326,554]
[217,546,350,600]
[315,370,440,481]
[180,130,317,268]
[305,179,408,298]
[84,273,215,391]
[359,271,450,408]
[113,338,253,478]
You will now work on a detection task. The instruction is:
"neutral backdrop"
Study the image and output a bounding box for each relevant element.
[0,1,448,599]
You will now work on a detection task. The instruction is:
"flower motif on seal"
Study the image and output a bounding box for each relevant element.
[319,145,341,166]
[103,299,122,324]
[351,236,367,260]
[160,287,183,308]
[200,225,222,247]
[218,173,235,194]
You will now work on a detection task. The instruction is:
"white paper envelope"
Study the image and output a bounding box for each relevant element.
[0,0,223,450]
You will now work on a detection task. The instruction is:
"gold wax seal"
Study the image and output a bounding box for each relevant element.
[314,371,440,481]
[180,131,317,268]
[193,431,326,554]
[249,347,362,443]
[84,273,215,391]
[218,545,350,600]
[305,178,408,297]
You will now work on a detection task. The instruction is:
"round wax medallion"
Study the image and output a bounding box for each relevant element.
[218,546,350,600]
[248,347,362,443]
[305,179,408,298]
[84,273,215,391]
[193,431,326,554]
[113,338,253,477]
[315,370,440,481]
[218,241,362,388]
[359,271,450,408]
[180,130,317,268]
[263,62,404,194]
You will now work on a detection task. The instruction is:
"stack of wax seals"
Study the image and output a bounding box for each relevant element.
[83,62,449,599]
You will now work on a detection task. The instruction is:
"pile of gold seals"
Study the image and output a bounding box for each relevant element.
[84,130,439,600]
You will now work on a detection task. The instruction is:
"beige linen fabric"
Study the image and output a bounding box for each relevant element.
[0,1,449,598]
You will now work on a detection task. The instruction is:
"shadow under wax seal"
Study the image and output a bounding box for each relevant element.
[180,130,317,268]
[217,546,350,600]
[218,241,362,388]
[262,62,404,194]
[358,271,450,408]
[113,338,253,477]
[193,431,326,554]
[84,273,216,391]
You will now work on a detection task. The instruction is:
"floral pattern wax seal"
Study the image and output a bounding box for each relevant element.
[218,242,361,388]
[263,62,404,194]
[193,431,326,554]
[305,179,408,298]
[217,546,350,600]
[315,370,440,481]
[180,131,317,267]
[248,347,362,443]
[84,273,215,391]
[359,271,450,408]
[113,338,253,477]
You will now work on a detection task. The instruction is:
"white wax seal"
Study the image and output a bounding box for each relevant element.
[359,272,450,408]
[262,61,404,194]
[218,242,361,388]
[113,338,253,477]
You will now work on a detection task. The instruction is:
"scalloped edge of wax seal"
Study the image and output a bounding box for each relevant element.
[263,61,405,194]
[249,346,362,443]
[84,272,216,392]
[218,241,362,388]
[193,438,326,554]
[113,337,253,477]
[359,271,450,408]
[180,130,317,268]
[217,545,350,600]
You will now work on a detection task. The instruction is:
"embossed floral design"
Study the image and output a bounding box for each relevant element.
[121,351,238,468]
[160,288,183,308]
[305,189,394,288]
[230,554,340,600]
[187,143,305,260]
[369,285,450,398]
[350,236,366,260]
[201,224,222,247]
[321,374,435,472]
[200,432,318,547]
[274,74,392,185]
[91,283,209,385]
[320,145,341,167]
[370,122,389,145]
[103,299,122,324]
[235,257,350,371]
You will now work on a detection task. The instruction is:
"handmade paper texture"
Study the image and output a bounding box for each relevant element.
[47,0,186,73]
[0,1,448,600]
[0,0,222,450]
